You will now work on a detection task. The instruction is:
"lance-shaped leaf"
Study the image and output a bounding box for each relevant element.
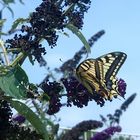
[0,65,28,99]
[5,6,14,17]
[11,18,29,30]
[2,0,15,4]
[19,0,24,4]
[9,99,49,140]
[0,19,6,27]
[66,24,91,53]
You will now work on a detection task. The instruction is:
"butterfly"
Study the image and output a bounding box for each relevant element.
[75,52,127,100]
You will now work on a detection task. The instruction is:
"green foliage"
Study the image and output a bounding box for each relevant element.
[0,65,28,99]
[66,23,91,53]
[2,0,15,4]
[9,99,50,140]
[0,19,6,26]
[1,0,24,18]
[2,0,24,5]
[11,18,29,30]
[112,136,134,140]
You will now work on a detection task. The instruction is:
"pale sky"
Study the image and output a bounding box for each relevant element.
[3,0,140,135]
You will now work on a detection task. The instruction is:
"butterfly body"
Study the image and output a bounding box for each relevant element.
[76,52,127,100]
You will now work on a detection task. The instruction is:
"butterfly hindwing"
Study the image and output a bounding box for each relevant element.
[76,59,109,99]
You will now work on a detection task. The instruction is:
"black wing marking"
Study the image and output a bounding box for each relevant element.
[97,52,127,81]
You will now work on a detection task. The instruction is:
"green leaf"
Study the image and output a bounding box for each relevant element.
[57,30,70,37]
[18,0,24,4]
[2,0,15,4]
[0,32,7,36]
[66,24,91,53]
[28,55,34,65]
[0,19,6,26]
[32,100,54,127]
[41,93,50,101]
[11,18,29,30]
[63,32,70,37]
[14,65,29,84]
[9,100,49,140]
[0,65,28,99]
[28,83,38,91]
[6,6,14,17]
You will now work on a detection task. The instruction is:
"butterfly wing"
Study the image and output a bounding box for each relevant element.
[76,52,127,100]
[76,59,110,99]
[97,52,127,81]
[97,52,127,96]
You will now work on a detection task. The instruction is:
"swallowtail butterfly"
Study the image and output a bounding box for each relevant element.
[76,52,127,100]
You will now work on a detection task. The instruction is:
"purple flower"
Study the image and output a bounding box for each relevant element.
[61,120,103,140]
[120,93,137,111]
[61,77,106,107]
[118,78,127,97]
[12,115,26,124]
[90,126,122,140]
[61,77,93,107]
[40,80,63,115]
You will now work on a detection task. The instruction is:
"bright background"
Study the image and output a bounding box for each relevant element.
[3,0,140,135]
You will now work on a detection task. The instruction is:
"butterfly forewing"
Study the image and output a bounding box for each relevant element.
[97,52,127,96]
[97,52,127,81]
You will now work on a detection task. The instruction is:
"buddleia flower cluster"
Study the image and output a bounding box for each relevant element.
[90,126,122,140]
[6,0,91,65]
[0,100,12,134]
[106,93,137,125]
[100,93,137,126]
[0,100,41,139]
[38,78,127,115]
[60,120,103,140]
[12,114,26,124]
[39,79,64,115]
[89,94,136,140]
[117,78,127,97]
[61,77,105,107]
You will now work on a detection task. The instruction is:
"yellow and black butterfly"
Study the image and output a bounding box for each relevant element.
[76,52,127,100]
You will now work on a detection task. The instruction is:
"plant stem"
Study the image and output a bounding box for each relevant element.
[0,40,9,65]
[63,3,75,15]
[10,52,26,66]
